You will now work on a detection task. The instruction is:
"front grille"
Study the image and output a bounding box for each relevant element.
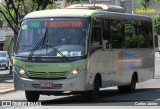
[27,71,68,79]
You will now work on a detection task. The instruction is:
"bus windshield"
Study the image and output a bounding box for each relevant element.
[15,18,89,57]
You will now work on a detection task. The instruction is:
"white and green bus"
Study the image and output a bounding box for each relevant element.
[12,7,155,102]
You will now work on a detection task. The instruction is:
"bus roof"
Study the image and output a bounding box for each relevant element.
[66,4,125,13]
[24,9,97,18]
[24,9,151,21]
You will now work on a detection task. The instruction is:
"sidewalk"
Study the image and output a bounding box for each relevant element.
[0,52,160,95]
[0,69,15,94]
[155,52,160,58]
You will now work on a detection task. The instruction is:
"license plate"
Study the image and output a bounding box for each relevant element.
[40,82,54,87]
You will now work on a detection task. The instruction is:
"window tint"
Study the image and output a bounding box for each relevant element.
[110,20,125,49]
[103,19,110,49]
[90,18,153,50]
[137,21,151,48]
[148,22,153,48]
[91,19,102,46]
[125,20,138,48]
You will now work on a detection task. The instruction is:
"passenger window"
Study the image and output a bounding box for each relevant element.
[91,19,102,47]
[125,20,138,48]
[148,22,153,48]
[103,19,110,49]
[137,21,152,48]
[110,19,125,49]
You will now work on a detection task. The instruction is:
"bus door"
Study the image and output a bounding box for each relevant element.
[102,18,115,87]
[89,17,114,87]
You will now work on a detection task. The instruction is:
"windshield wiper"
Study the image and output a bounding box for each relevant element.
[28,28,48,60]
[28,27,68,60]
[46,43,68,60]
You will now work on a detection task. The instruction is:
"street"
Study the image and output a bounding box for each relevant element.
[0,57,160,108]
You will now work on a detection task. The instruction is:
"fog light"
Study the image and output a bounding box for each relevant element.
[70,83,74,87]
[71,70,78,76]
[19,69,25,75]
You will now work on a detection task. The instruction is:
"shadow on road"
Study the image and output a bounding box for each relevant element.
[41,88,160,106]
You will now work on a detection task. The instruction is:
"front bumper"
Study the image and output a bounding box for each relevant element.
[13,70,92,91]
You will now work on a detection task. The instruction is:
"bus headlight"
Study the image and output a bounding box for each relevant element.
[19,69,26,75]
[13,65,28,78]
[68,65,87,78]
[71,70,78,76]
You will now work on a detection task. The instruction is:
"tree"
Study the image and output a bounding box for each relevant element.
[0,0,54,35]
[151,0,160,35]
[137,0,151,9]
[137,0,160,9]
[138,0,160,35]
[153,14,160,34]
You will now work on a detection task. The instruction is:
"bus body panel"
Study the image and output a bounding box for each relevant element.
[13,59,93,91]
[13,69,93,91]
[88,49,115,87]
[88,49,154,88]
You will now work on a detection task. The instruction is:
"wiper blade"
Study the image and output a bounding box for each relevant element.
[28,28,48,60]
[46,43,68,60]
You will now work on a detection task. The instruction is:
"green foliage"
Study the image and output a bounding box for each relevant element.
[0,0,56,34]
[137,0,151,9]
[138,0,160,35]
[0,3,14,21]
[153,14,160,34]
[3,36,12,51]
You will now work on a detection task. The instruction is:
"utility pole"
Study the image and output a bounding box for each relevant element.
[115,0,121,6]
[115,0,118,5]
[131,0,134,14]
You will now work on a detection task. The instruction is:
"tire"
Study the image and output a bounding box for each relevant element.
[118,74,136,93]
[90,77,100,100]
[25,91,40,102]
[129,74,136,93]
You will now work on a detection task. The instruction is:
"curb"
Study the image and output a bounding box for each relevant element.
[0,88,16,95]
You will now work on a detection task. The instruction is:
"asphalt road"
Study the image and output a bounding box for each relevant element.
[0,58,160,108]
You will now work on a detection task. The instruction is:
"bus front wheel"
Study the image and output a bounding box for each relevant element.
[90,77,100,100]
[82,77,100,100]
[25,91,40,102]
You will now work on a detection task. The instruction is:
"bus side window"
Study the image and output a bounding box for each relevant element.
[110,19,125,49]
[125,20,138,48]
[103,19,110,49]
[137,21,152,48]
[91,19,102,47]
[149,22,153,48]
